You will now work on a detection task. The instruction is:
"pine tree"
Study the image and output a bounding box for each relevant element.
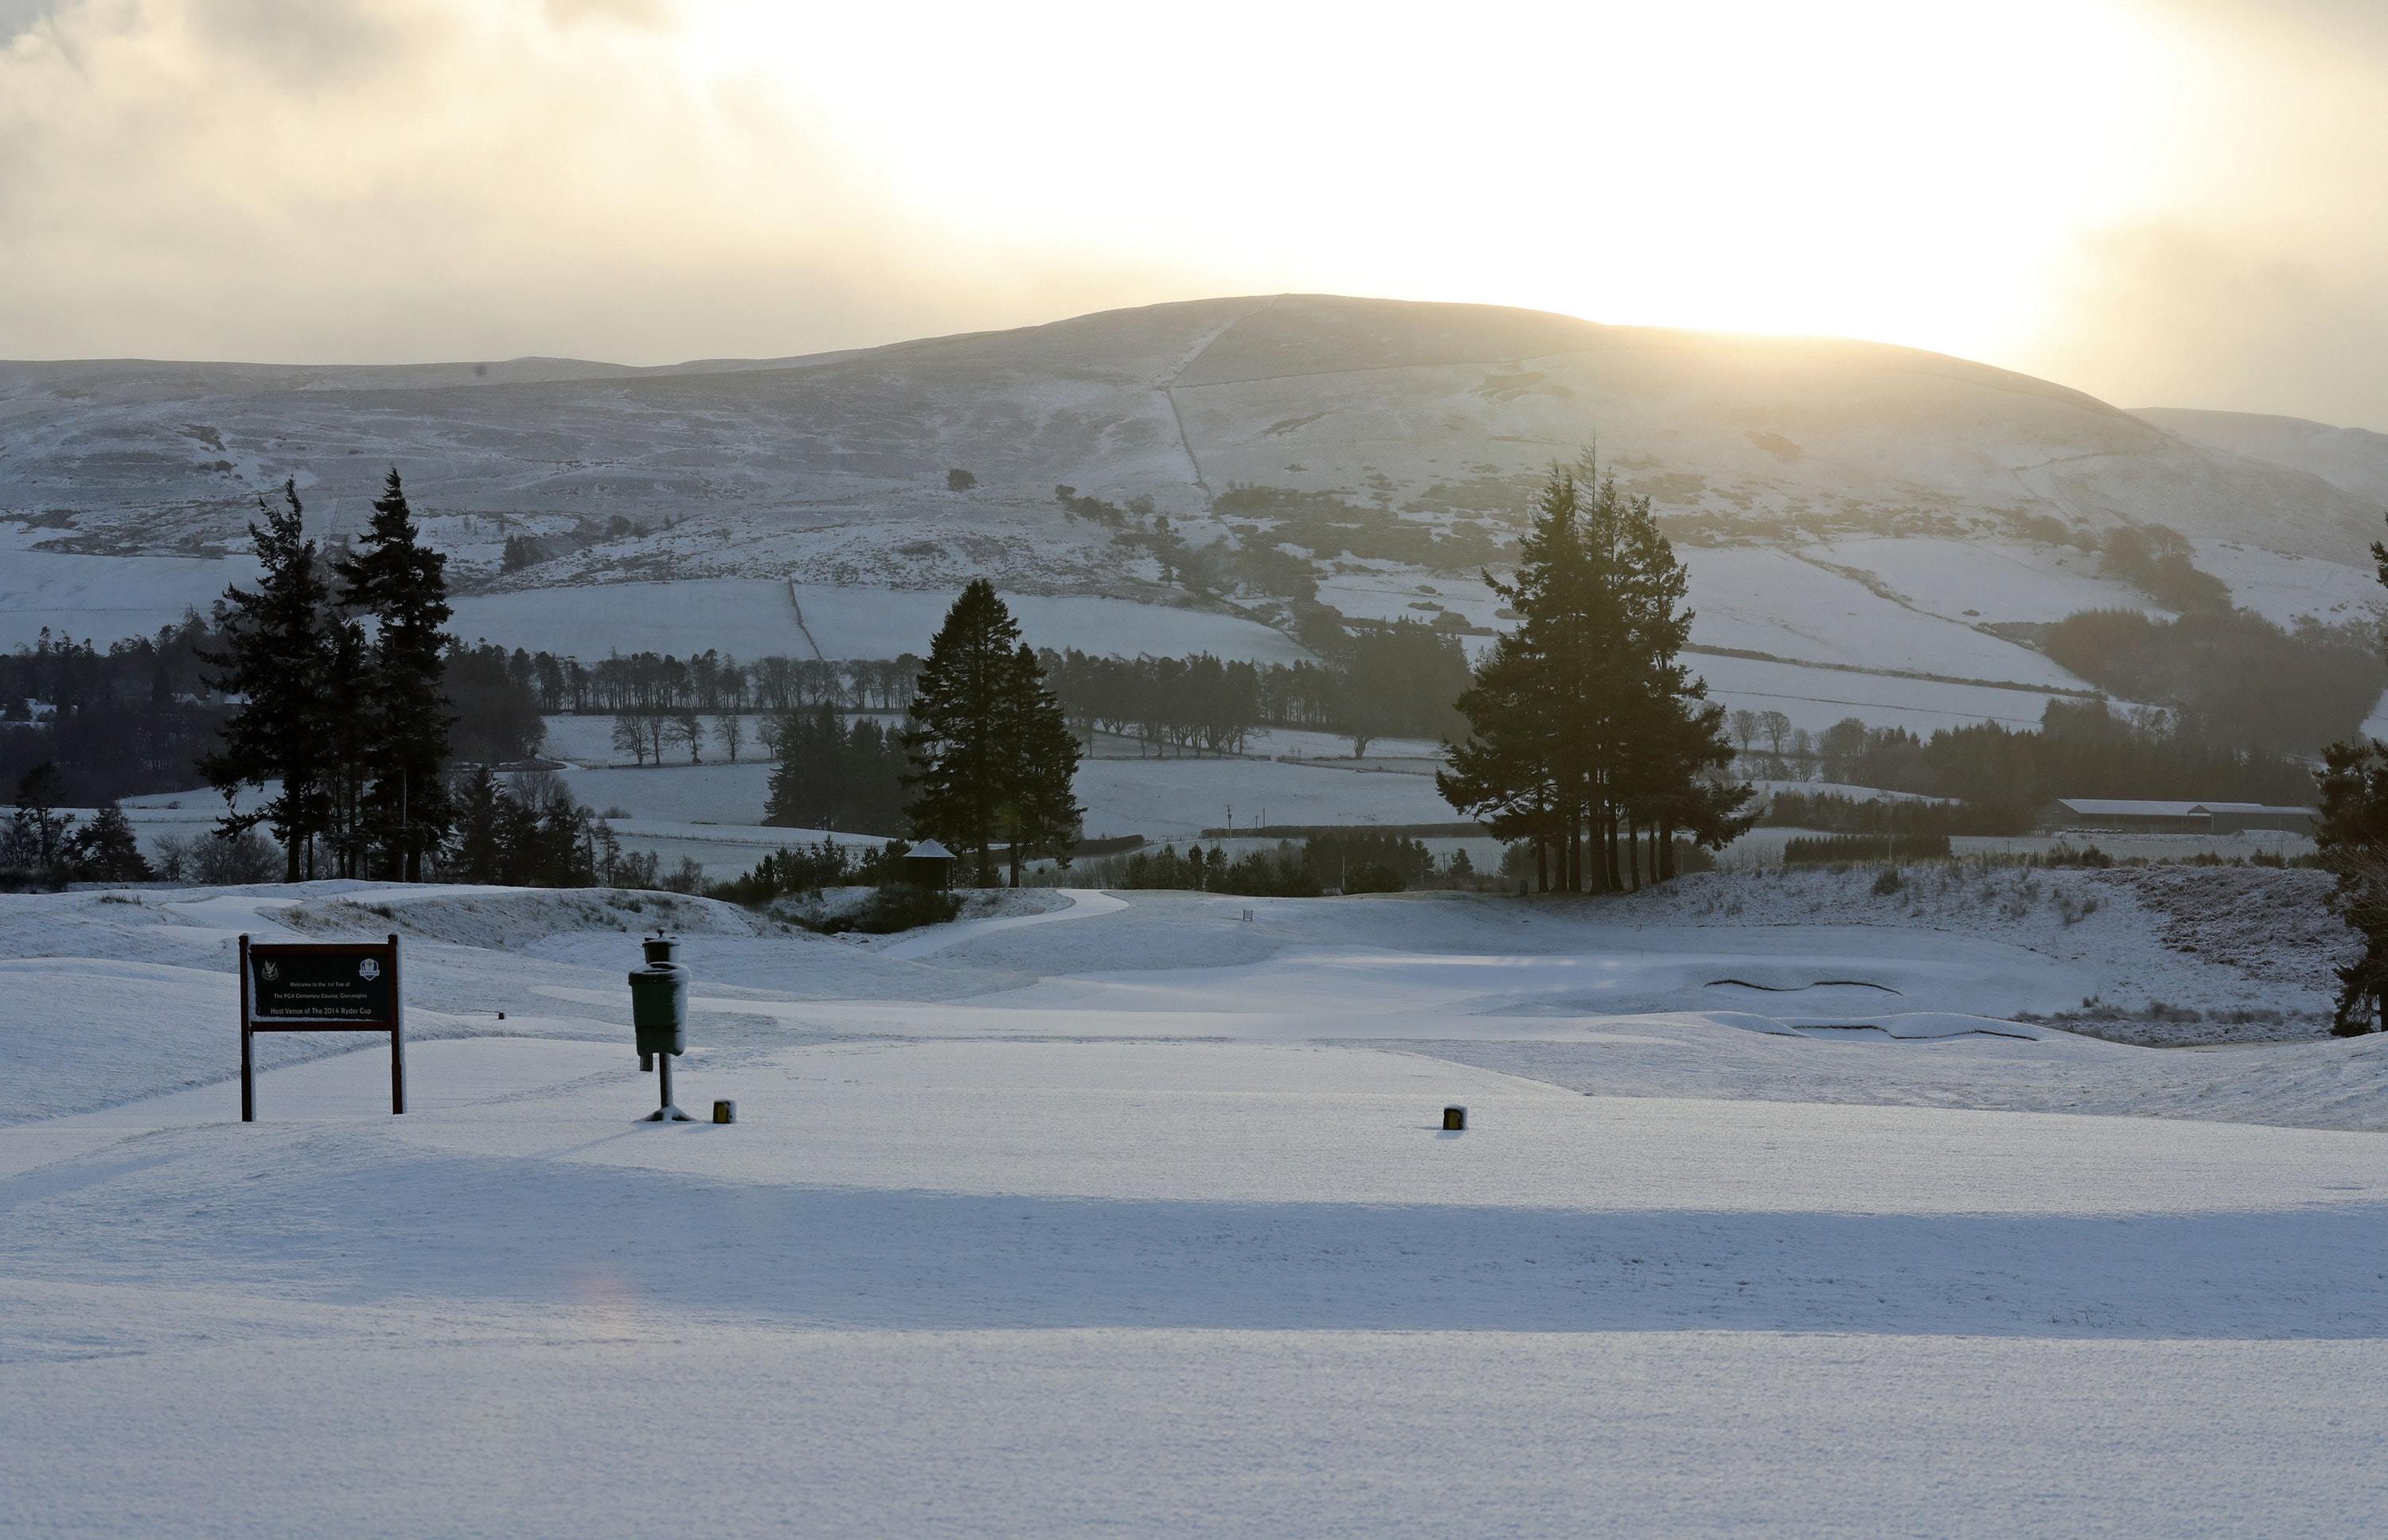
[1438,631,1560,887]
[334,469,454,881]
[201,480,333,881]
[905,582,1020,884]
[11,761,68,871]
[1442,466,1589,889]
[62,802,152,883]
[1439,454,1749,891]
[448,765,505,883]
[764,705,841,829]
[995,641,1083,887]
[2316,517,2388,1034]
[903,582,1083,886]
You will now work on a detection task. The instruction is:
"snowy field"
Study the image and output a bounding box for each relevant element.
[0,548,256,649]
[547,753,1457,860]
[3,871,2386,1534]
[448,579,1310,663]
[540,721,1463,859]
[1678,544,2095,687]
[1692,651,2099,734]
[2195,540,2388,629]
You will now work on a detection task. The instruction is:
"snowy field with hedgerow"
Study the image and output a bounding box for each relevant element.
[5,863,2388,1536]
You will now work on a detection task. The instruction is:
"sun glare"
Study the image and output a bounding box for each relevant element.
[673,0,2195,362]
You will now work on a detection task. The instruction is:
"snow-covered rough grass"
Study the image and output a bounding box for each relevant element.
[6,873,2388,1536]
[1619,862,2351,1042]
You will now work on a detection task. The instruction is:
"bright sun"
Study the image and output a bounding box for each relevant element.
[675,0,2198,364]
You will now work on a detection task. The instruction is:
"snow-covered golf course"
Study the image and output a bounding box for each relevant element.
[5,874,2386,1536]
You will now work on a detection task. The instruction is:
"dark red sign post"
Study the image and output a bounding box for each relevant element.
[237,933,406,1122]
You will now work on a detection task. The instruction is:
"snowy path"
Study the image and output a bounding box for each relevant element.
[875,886,1127,960]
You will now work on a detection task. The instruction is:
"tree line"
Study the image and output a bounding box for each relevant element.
[0,617,547,809]
[0,617,231,806]
[477,626,1469,766]
[488,649,927,715]
[2043,606,2382,755]
[1061,832,1486,897]
[1801,700,2319,825]
[1042,623,1470,759]
[1439,456,1752,892]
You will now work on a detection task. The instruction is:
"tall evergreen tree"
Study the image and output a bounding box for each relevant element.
[904,582,1022,884]
[447,764,506,883]
[1439,454,1749,891]
[201,480,333,880]
[334,469,453,880]
[994,641,1083,887]
[903,582,1081,886]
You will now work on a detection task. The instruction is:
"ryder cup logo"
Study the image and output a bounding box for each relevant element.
[358,958,381,982]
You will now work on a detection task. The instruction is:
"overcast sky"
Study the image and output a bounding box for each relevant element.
[2,0,2383,428]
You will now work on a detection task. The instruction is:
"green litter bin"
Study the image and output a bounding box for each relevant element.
[629,965,687,1059]
[627,934,694,1122]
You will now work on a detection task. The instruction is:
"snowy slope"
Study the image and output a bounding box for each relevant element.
[2140,407,2388,509]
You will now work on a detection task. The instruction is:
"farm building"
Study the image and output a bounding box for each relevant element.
[2035,798,2317,835]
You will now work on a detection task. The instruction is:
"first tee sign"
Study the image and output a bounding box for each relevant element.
[250,943,396,1023]
[238,934,406,1121]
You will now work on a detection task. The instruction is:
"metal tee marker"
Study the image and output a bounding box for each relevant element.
[628,934,694,1122]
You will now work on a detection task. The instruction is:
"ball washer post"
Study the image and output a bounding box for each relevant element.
[627,934,694,1123]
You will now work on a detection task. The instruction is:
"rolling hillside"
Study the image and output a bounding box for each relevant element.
[4,294,2382,740]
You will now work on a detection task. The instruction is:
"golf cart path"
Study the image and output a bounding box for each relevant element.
[876,887,1128,961]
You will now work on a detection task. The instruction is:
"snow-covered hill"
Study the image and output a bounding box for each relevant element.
[2138,407,2388,511]
[5,295,2382,733]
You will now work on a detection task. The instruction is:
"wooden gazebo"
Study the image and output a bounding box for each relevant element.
[903,838,956,891]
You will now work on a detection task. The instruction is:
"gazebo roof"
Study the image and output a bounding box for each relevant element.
[907,839,954,860]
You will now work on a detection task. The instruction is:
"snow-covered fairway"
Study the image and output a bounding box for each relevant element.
[4,881,2386,1535]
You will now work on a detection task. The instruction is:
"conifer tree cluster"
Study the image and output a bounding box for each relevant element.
[902,580,1083,886]
[201,472,454,880]
[0,761,152,886]
[761,704,908,833]
[1438,455,1752,891]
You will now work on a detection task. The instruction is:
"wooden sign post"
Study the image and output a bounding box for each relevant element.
[238,933,406,1122]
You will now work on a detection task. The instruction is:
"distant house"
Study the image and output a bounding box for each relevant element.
[2035,798,2317,836]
